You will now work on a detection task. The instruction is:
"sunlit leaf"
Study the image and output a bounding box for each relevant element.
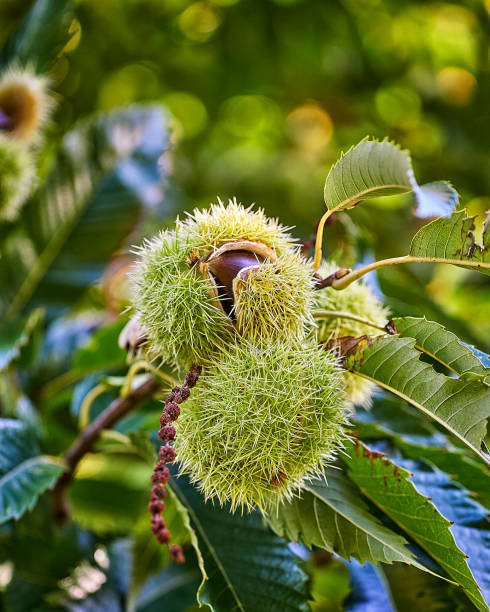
[391,316,489,378]
[344,335,490,464]
[266,469,433,573]
[354,396,490,510]
[402,457,490,608]
[409,209,490,275]
[324,139,455,217]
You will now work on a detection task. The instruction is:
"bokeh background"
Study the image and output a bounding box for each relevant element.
[1,3,489,609]
[1,0,489,346]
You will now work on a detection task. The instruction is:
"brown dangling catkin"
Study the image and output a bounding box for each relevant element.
[149,364,202,562]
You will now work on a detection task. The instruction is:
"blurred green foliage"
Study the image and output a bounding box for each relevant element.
[0,3,489,609]
[1,0,489,344]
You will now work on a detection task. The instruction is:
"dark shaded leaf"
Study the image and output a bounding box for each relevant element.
[0,419,38,475]
[0,0,74,72]
[135,564,201,612]
[0,308,43,372]
[343,559,395,612]
[171,473,310,612]
[0,455,65,522]
[382,563,474,612]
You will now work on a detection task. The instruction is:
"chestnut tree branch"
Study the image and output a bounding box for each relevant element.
[330,255,489,290]
[52,374,162,524]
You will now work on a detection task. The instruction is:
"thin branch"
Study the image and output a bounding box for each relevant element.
[52,374,162,524]
[330,255,489,290]
[314,309,386,331]
[313,268,352,290]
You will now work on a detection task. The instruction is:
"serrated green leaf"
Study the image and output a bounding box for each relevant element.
[392,316,489,378]
[0,105,170,319]
[377,262,483,349]
[0,455,65,523]
[409,209,490,275]
[0,419,39,474]
[324,139,412,211]
[344,335,490,464]
[0,0,74,73]
[344,443,488,612]
[171,473,309,612]
[462,343,490,369]
[0,308,43,372]
[354,396,490,510]
[323,139,456,217]
[266,469,434,574]
[400,457,490,608]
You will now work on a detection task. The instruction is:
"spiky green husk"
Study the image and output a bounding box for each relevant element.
[175,340,347,512]
[0,135,34,221]
[314,261,390,408]
[179,197,295,255]
[234,250,316,343]
[131,230,234,367]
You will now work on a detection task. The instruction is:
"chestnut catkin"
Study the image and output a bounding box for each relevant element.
[149,365,202,561]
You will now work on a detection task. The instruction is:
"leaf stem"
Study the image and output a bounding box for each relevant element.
[313,208,338,270]
[313,309,386,331]
[121,360,177,397]
[78,384,108,430]
[331,256,490,290]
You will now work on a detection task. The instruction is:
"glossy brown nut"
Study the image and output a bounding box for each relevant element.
[207,250,265,314]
